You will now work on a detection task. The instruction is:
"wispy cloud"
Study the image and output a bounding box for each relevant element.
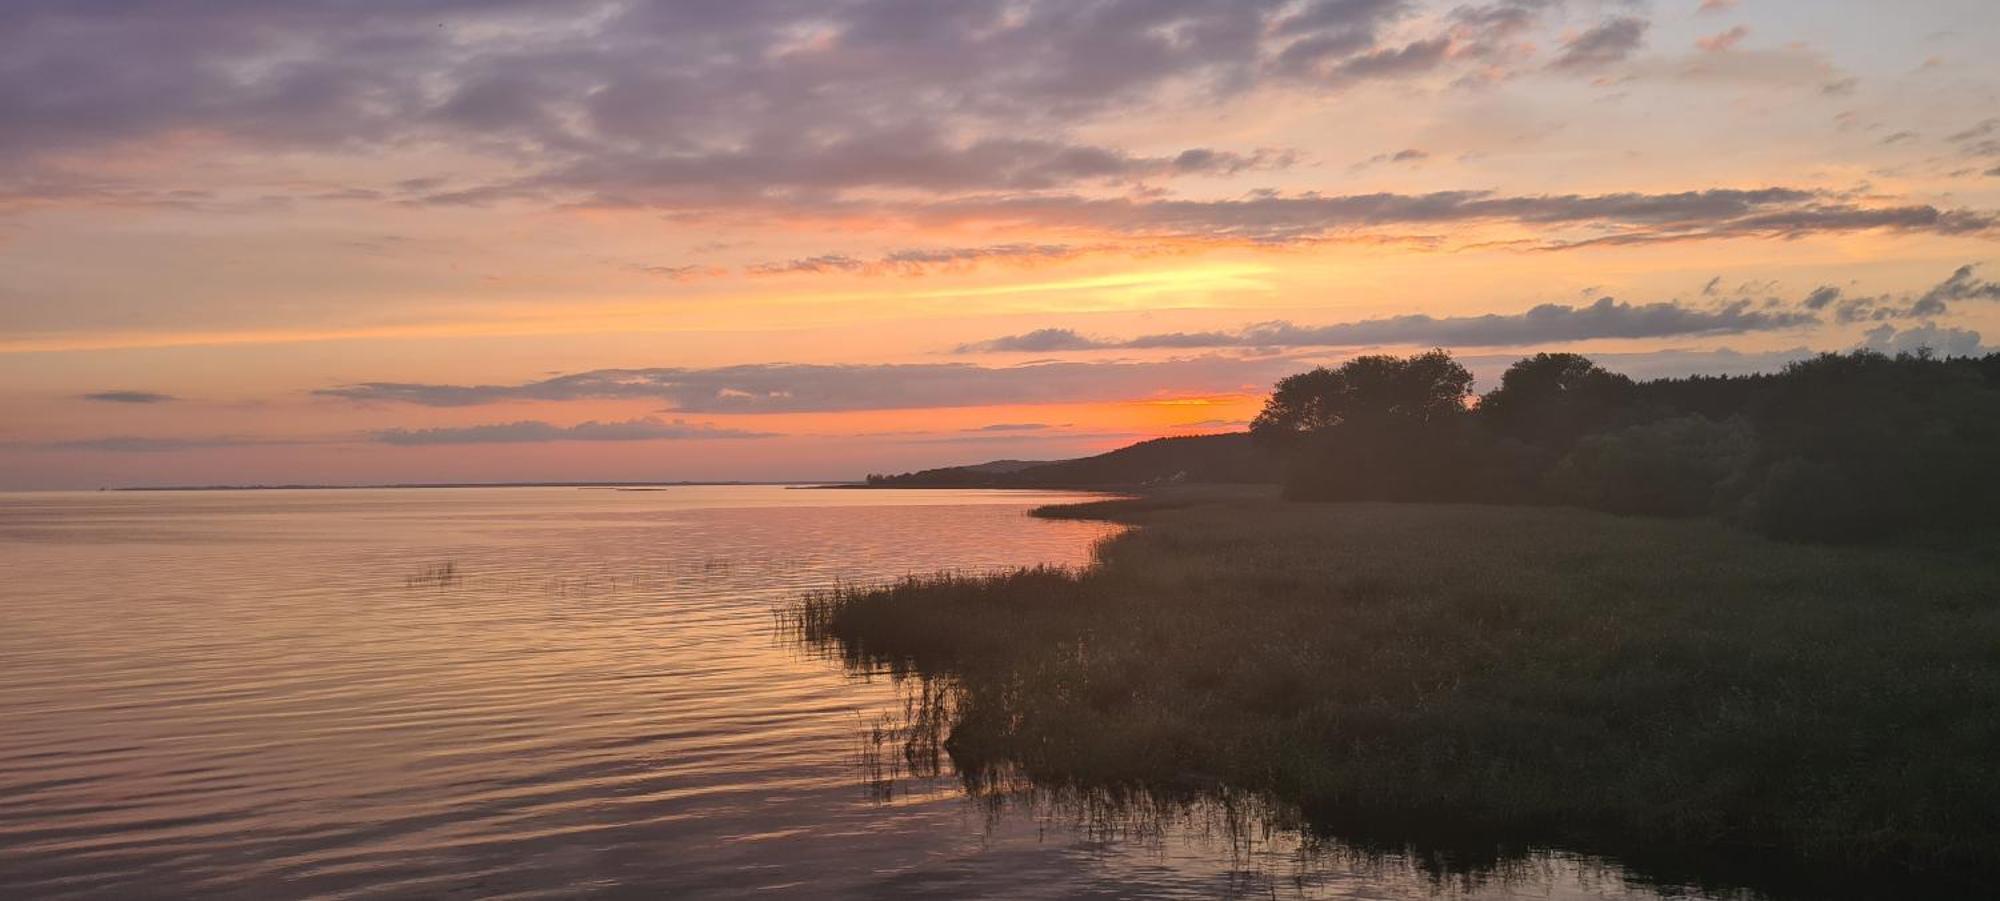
[1696,26,1749,53]
[959,329,1110,353]
[745,244,1091,277]
[79,390,176,404]
[1828,263,2000,321]
[965,422,1055,432]
[313,264,1999,419]
[1551,17,1649,71]
[371,418,776,445]
[958,297,1818,353]
[0,0,1463,208]
[962,263,2000,352]
[316,358,1306,414]
[908,188,1995,247]
[34,436,296,453]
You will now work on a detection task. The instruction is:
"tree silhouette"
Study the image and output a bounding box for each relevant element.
[1252,346,2000,540]
[1479,352,1634,449]
[1251,349,1472,443]
[1253,350,1481,502]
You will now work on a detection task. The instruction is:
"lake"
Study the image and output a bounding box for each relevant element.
[0,486,1744,898]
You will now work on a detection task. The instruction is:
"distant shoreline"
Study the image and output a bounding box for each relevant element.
[104,480,857,492]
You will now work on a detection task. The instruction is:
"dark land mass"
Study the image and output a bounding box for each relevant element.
[862,433,1273,488]
[871,348,2000,544]
[795,488,2000,899]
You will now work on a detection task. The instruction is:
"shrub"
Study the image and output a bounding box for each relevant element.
[1546,416,1754,516]
[1282,419,1501,503]
[1736,458,1885,541]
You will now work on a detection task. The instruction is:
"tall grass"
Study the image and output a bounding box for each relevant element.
[791,492,2000,896]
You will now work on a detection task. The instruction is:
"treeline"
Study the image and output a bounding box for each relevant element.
[1253,349,2000,542]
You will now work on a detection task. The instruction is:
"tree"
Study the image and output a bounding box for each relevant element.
[1241,346,2000,540]
[1733,350,2000,540]
[1477,352,1634,448]
[1250,349,1473,443]
[1253,350,1483,502]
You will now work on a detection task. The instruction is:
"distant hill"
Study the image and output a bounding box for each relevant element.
[955,459,1055,475]
[865,433,1274,488]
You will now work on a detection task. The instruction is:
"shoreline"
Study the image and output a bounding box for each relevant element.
[794,488,2000,898]
[79,481,846,492]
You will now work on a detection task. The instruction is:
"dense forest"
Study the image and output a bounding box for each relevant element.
[1258,349,2000,541]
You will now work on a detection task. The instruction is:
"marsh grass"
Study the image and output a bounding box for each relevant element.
[790,491,2000,896]
[404,560,460,588]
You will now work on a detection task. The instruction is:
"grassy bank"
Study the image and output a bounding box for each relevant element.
[795,490,2000,894]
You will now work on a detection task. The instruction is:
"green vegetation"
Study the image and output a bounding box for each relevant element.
[1257,349,2000,542]
[796,491,2000,895]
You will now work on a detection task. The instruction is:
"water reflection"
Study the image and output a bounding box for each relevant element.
[818,669,1763,901]
[0,486,1765,898]
[0,487,1124,898]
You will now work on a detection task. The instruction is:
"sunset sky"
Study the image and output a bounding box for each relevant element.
[4,0,1998,488]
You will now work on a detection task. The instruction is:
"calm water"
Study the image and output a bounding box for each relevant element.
[0,487,1740,899]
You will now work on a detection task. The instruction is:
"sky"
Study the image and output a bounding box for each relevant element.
[3,0,1998,488]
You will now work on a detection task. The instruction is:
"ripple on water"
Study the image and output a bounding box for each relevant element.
[0,487,1738,899]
